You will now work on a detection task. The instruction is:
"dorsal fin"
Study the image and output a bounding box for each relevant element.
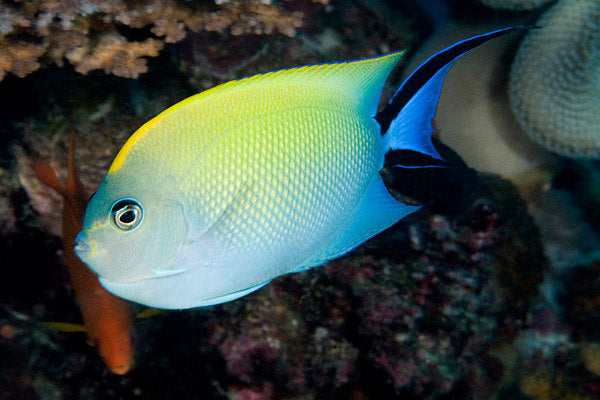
[222,51,405,116]
[376,26,528,161]
[109,52,405,173]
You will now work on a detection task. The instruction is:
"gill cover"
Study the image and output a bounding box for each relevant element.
[77,170,188,283]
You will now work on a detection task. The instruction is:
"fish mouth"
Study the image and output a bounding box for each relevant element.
[74,231,94,258]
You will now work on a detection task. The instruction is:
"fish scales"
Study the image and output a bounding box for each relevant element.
[75,28,524,308]
[112,60,388,267]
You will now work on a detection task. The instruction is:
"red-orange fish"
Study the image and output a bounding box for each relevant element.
[34,130,134,375]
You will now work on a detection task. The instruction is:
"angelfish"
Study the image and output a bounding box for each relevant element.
[75,28,522,309]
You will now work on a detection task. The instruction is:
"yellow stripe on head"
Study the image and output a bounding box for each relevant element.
[108,81,239,173]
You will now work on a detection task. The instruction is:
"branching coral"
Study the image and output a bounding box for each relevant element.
[0,0,310,81]
[204,2,303,37]
[65,31,164,78]
[0,39,47,81]
[509,0,600,158]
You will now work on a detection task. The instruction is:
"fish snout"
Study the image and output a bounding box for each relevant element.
[74,231,94,260]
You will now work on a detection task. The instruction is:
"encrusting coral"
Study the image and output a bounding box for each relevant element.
[509,0,600,158]
[0,0,309,81]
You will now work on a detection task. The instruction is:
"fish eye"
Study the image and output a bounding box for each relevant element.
[110,198,143,231]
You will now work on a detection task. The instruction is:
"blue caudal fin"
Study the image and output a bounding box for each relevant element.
[376,26,529,164]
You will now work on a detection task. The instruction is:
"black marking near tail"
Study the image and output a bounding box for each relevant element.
[375,26,528,135]
[385,149,449,168]
[382,140,480,215]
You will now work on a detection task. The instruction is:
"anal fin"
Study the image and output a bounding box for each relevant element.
[194,281,271,307]
[303,174,420,269]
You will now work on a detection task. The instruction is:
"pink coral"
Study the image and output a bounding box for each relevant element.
[221,335,280,383]
[227,383,274,400]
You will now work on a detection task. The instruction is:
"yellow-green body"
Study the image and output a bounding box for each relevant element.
[75,27,522,309]
[76,52,419,309]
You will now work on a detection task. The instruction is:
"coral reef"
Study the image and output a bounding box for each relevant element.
[480,177,546,311]
[509,0,600,158]
[509,306,598,400]
[477,0,554,10]
[0,0,311,81]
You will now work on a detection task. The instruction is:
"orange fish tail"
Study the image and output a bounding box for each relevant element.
[35,130,135,375]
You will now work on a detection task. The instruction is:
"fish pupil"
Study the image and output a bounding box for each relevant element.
[120,210,136,224]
